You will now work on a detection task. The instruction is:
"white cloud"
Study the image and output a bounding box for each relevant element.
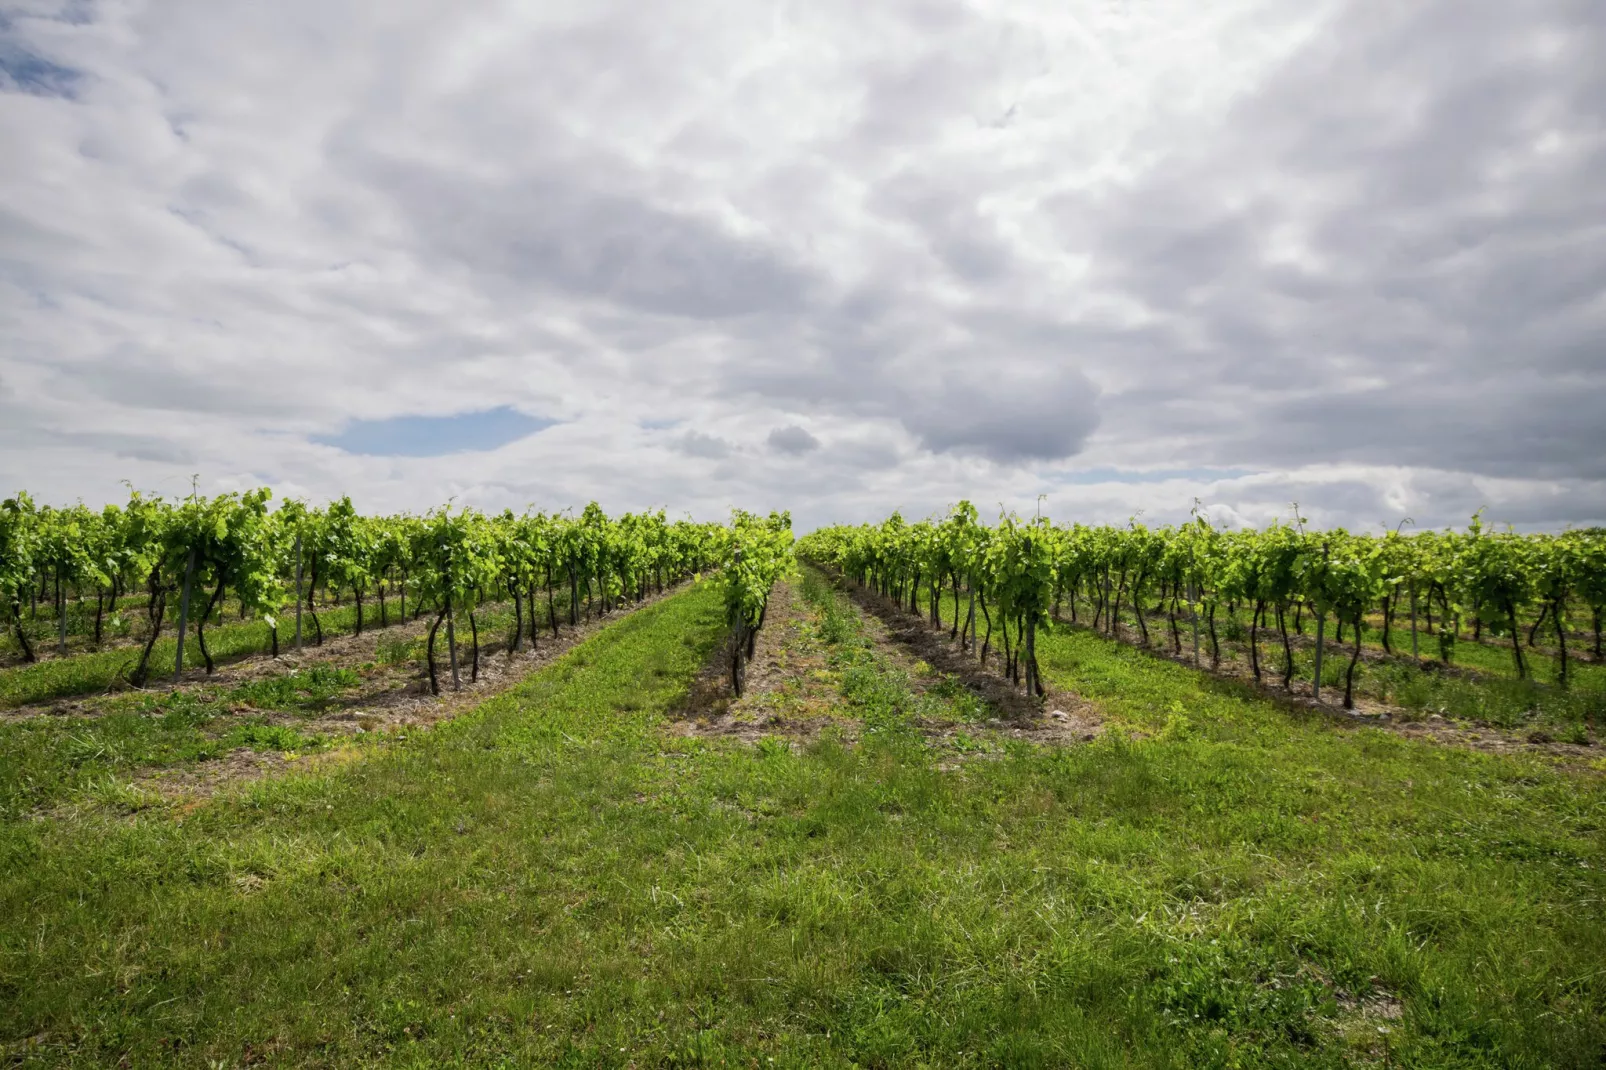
[1,0,1602,533]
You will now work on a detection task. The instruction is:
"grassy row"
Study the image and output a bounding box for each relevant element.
[0,603,381,709]
[3,576,1603,1065]
[901,580,1606,733]
[1089,592,1599,684]
[0,596,627,816]
[0,600,526,711]
[3,590,405,653]
[4,593,273,660]
[3,582,607,665]
[0,590,619,711]
[0,665,362,818]
[1092,601,1606,731]
[795,565,989,733]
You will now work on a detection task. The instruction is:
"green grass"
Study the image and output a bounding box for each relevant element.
[0,664,365,816]
[795,565,988,731]
[3,592,432,653]
[0,701,332,818]
[1194,599,1602,689]
[3,592,153,651]
[375,634,424,666]
[0,595,570,711]
[0,604,420,709]
[228,663,363,712]
[1,577,1603,1066]
[937,583,1604,735]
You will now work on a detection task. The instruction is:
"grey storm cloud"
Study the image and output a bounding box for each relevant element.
[0,0,1602,532]
[1053,0,1606,480]
[675,431,733,459]
[56,431,195,465]
[767,425,821,455]
[900,364,1100,463]
[339,150,821,321]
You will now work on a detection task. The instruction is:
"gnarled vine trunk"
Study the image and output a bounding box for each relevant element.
[426,605,448,695]
[1343,611,1363,709]
[196,573,227,674]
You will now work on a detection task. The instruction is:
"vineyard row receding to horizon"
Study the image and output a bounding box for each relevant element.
[6,488,1603,719]
[1,489,791,707]
[796,503,1606,713]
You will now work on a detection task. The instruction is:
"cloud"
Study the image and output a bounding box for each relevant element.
[674,430,733,459]
[1051,0,1606,481]
[901,363,1100,463]
[767,425,821,455]
[342,148,820,321]
[0,0,1601,534]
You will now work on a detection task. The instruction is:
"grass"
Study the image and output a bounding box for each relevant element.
[3,592,154,652]
[0,664,364,817]
[0,598,510,710]
[0,604,366,709]
[0,577,1602,1066]
[228,663,363,711]
[790,565,989,732]
[996,587,1606,736]
[2,592,422,657]
[1195,599,1602,688]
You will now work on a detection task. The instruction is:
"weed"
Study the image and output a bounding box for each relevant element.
[0,603,377,707]
[377,635,422,666]
[222,720,326,754]
[230,664,360,712]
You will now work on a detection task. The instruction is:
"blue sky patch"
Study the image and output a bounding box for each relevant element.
[0,20,82,99]
[315,407,556,457]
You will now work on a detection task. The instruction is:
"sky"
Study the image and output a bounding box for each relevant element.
[1,0,1603,534]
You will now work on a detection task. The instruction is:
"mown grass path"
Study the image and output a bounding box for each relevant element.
[2,578,1604,1067]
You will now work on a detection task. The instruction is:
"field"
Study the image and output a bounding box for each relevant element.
[2,563,1603,1068]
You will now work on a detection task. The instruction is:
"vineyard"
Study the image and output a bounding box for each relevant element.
[800,506,1606,720]
[2,489,1604,1067]
[0,491,792,708]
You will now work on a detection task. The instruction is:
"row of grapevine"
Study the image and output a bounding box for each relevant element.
[799,506,1606,707]
[798,503,1057,696]
[1,490,729,695]
[723,510,795,696]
